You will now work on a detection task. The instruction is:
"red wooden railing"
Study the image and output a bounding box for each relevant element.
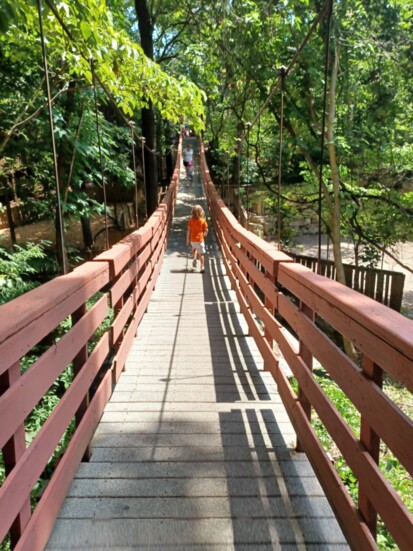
[0,143,181,551]
[289,252,405,312]
[201,142,413,551]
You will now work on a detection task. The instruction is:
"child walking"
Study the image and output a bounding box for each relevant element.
[186,205,208,273]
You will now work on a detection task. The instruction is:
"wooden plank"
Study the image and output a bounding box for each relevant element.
[113,311,141,382]
[297,301,314,452]
[112,244,165,381]
[111,290,137,345]
[0,262,110,375]
[0,296,108,450]
[278,262,413,390]
[271,364,377,551]
[0,333,110,544]
[274,322,413,549]
[0,362,31,546]
[109,256,139,307]
[15,367,113,551]
[71,305,90,462]
[389,272,405,311]
[358,357,382,538]
[278,292,413,476]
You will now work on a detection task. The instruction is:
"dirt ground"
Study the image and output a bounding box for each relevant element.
[0,216,130,257]
[292,235,413,320]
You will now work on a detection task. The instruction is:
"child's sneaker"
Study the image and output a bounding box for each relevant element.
[200,268,205,274]
[192,258,197,268]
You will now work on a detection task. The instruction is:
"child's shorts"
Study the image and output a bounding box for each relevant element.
[191,241,205,254]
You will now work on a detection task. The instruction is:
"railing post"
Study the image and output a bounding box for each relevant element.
[263,268,274,371]
[113,272,125,384]
[0,362,31,547]
[359,355,382,539]
[296,301,314,452]
[71,304,91,461]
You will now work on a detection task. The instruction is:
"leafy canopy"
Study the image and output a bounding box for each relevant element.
[1,0,205,129]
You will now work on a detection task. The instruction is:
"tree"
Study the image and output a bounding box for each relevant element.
[1,0,205,267]
[134,0,158,216]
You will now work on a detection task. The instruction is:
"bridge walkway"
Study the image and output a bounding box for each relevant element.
[46,144,348,549]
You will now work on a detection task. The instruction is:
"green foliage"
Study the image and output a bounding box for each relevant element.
[0,241,54,304]
[19,196,55,224]
[1,0,205,127]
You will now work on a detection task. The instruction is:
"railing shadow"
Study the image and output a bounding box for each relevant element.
[219,408,345,548]
[204,256,272,402]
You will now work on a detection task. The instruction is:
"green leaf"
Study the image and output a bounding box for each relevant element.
[80,20,92,41]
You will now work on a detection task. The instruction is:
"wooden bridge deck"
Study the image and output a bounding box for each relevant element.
[46,156,349,549]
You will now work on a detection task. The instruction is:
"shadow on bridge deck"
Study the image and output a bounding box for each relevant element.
[46,138,349,550]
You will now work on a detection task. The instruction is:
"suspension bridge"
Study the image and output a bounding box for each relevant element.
[0,138,412,551]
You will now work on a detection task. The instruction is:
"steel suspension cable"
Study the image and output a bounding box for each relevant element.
[141,137,148,219]
[36,0,67,274]
[246,122,252,225]
[236,138,242,221]
[317,0,334,274]
[129,121,140,229]
[277,67,286,251]
[91,58,110,250]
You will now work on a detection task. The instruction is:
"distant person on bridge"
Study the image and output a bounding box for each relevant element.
[183,143,194,182]
[186,204,208,273]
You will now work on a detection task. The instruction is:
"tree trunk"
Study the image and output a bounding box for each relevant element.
[135,0,158,216]
[80,216,94,249]
[327,45,357,360]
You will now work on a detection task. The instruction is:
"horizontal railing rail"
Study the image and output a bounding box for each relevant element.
[289,252,406,311]
[0,141,181,551]
[200,141,413,551]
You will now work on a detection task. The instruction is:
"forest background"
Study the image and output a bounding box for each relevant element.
[1,0,412,305]
[0,2,413,550]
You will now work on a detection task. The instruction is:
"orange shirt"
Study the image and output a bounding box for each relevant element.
[188,217,208,242]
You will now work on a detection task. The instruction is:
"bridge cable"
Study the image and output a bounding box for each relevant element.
[129,121,140,229]
[141,137,148,219]
[236,138,242,221]
[36,0,67,274]
[91,58,110,250]
[317,0,334,274]
[246,122,252,225]
[277,67,287,252]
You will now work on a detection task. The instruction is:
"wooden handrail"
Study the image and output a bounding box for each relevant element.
[0,140,182,551]
[289,252,406,311]
[200,141,413,551]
